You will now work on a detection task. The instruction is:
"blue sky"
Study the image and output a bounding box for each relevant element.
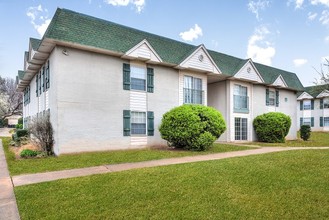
[0,0,328,86]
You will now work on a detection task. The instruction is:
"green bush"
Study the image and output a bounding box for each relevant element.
[300,125,311,141]
[20,149,39,158]
[16,129,28,138]
[3,118,8,127]
[18,117,23,125]
[253,112,291,143]
[16,123,23,129]
[159,105,226,151]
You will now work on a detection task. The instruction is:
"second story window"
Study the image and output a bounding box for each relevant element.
[320,98,329,109]
[303,100,311,110]
[183,76,203,104]
[300,99,314,110]
[234,85,248,113]
[130,66,146,91]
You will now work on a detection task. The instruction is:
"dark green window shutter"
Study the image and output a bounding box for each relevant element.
[266,89,269,106]
[46,60,50,89]
[320,117,323,127]
[147,111,154,136]
[320,99,323,109]
[311,117,314,127]
[311,100,314,110]
[36,74,39,97]
[42,66,45,92]
[300,117,303,126]
[147,68,154,93]
[39,72,42,94]
[123,110,131,136]
[275,90,279,107]
[300,101,303,110]
[123,63,130,90]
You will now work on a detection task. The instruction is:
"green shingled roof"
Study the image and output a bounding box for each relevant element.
[40,8,304,91]
[30,38,41,50]
[301,84,329,98]
[18,70,25,80]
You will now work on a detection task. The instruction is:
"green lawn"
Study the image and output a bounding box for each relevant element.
[249,131,329,147]
[0,137,252,176]
[15,150,329,219]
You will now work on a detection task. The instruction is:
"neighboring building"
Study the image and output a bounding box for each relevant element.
[297,85,329,131]
[16,8,304,155]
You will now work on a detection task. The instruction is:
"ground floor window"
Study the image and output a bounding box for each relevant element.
[324,117,329,127]
[131,111,146,135]
[235,117,247,140]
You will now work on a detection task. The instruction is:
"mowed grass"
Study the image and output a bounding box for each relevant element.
[0,137,252,176]
[250,131,329,147]
[15,150,329,220]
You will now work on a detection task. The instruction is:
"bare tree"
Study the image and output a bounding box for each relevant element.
[313,58,329,87]
[0,76,23,120]
[28,113,54,156]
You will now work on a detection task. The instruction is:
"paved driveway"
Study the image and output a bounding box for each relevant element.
[0,128,12,137]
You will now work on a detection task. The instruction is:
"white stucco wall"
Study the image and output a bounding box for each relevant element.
[252,85,297,140]
[51,46,131,154]
[207,81,228,141]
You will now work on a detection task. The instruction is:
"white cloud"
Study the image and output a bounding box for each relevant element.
[247,26,276,66]
[104,0,145,13]
[293,58,308,67]
[319,10,329,25]
[179,24,203,42]
[310,0,329,7]
[26,5,50,37]
[325,35,329,42]
[308,12,318,20]
[295,0,304,9]
[247,0,270,20]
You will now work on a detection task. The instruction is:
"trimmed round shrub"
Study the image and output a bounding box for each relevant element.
[159,105,226,151]
[253,112,291,143]
[300,125,311,141]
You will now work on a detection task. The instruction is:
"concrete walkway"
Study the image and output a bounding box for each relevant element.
[0,128,11,137]
[0,140,20,220]
[12,146,329,187]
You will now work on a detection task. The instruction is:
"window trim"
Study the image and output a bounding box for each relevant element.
[183,75,203,105]
[130,111,147,135]
[233,84,249,113]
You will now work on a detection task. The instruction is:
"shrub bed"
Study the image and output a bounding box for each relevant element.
[159,105,226,151]
[253,112,291,143]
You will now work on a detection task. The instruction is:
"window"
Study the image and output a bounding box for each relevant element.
[131,112,146,135]
[130,66,146,91]
[123,110,154,136]
[321,98,329,109]
[266,89,279,107]
[300,117,314,127]
[45,60,50,90]
[183,76,203,104]
[303,100,311,110]
[123,64,154,92]
[268,91,275,106]
[324,117,329,127]
[24,86,30,106]
[235,118,248,141]
[234,85,248,113]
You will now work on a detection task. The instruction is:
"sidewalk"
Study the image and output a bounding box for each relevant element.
[0,140,20,220]
[12,146,329,187]
[0,128,11,137]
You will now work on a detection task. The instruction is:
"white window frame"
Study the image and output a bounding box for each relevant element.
[324,117,329,127]
[131,111,146,135]
[130,66,146,91]
[303,117,311,126]
[268,91,275,106]
[303,100,311,110]
[235,117,248,141]
[183,75,203,104]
